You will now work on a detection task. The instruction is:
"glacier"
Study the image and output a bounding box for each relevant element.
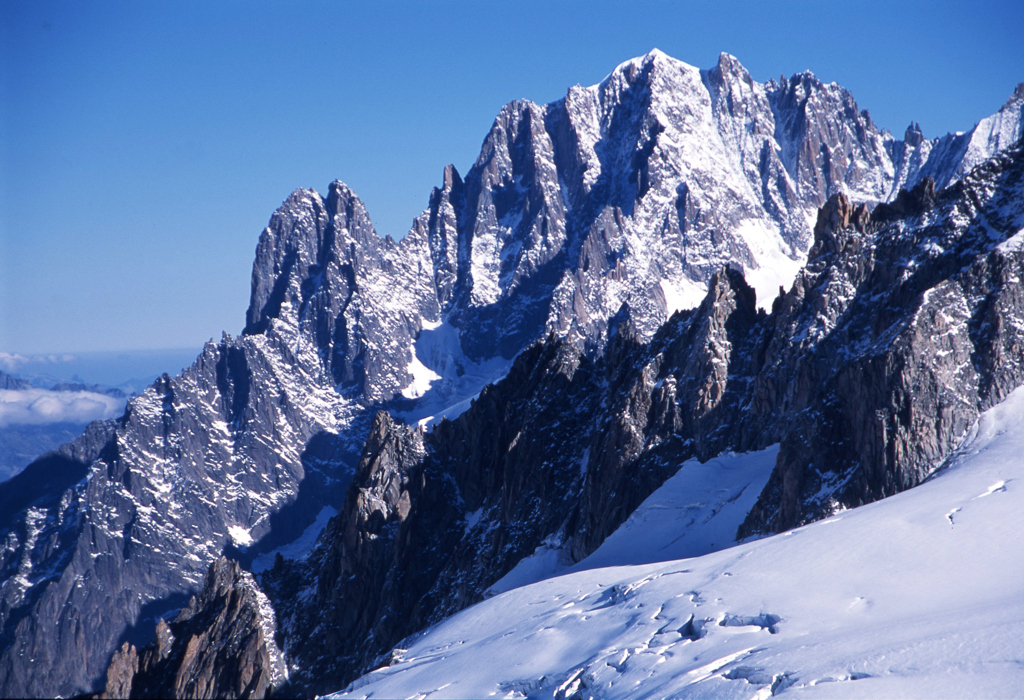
[1,48,1022,699]
[331,384,1024,699]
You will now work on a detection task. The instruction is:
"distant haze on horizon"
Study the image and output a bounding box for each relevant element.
[2,0,1022,354]
[0,347,202,388]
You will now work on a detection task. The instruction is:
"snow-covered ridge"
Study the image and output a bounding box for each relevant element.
[331,384,1024,699]
[484,446,779,596]
[2,50,1021,699]
[239,49,1021,413]
[404,50,1021,399]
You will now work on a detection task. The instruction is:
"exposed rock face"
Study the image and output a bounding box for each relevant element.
[569,266,768,559]
[0,51,1020,699]
[244,182,440,404]
[268,337,601,693]
[99,557,286,699]
[0,330,367,699]
[429,50,920,356]
[0,371,29,390]
[267,142,1024,696]
[743,143,1024,532]
[270,266,765,694]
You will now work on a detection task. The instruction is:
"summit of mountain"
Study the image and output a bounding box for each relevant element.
[0,51,1021,699]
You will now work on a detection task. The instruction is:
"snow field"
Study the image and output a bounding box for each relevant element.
[329,386,1024,699]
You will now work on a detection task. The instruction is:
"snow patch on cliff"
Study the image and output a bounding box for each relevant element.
[734,220,804,311]
[251,506,338,574]
[401,355,442,400]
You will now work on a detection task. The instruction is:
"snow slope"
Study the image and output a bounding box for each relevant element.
[330,387,1024,699]
[485,446,779,596]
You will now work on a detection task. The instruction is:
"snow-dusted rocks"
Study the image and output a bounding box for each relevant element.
[267,142,1024,696]
[891,82,1024,196]
[330,383,1024,700]
[0,333,367,698]
[245,182,440,404]
[411,51,1021,369]
[437,49,903,354]
[1,50,1022,699]
[744,143,1024,533]
[101,557,287,699]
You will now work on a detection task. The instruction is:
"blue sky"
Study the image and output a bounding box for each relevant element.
[2,0,1022,354]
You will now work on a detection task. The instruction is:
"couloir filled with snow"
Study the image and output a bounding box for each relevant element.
[329,386,1024,699]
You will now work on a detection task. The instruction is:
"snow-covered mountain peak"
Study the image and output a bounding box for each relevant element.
[643,46,670,61]
[240,51,1024,408]
[5,51,1024,700]
[326,179,376,227]
[889,82,1024,198]
[599,46,704,101]
[707,51,755,87]
[959,81,1024,173]
[605,47,688,81]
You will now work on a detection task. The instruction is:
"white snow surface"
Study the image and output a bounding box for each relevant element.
[401,355,443,400]
[957,85,1024,180]
[485,534,573,598]
[397,320,512,426]
[996,227,1024,254]
[329,388,1024,699]
[227,525,254,548]
[575,446,778,572]
[658,278,708,316]
[486,446,778,597]
[733,221,806,311]
[251,506,339,574]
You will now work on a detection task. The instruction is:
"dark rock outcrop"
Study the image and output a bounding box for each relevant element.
[0,330,369,699]
[267,336,600,693]
[267,142,1024,696]
[98,557,285,700]
[263,265,772,694]
[743,142,1024,532]
[1,52,1021,699]
[0,371,29,390]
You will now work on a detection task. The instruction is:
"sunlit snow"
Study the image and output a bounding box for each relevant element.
[227,525,254,548]
[331,387,1024,699]
[658,278,707,316]
[251,506,338,573]
[486,446,778,596]
[996,226,1024,254]
[397,320,512,426]
[401,354,442,400]
[733,220,805,311]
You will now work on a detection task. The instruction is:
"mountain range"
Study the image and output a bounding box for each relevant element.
[0,50,1022,699]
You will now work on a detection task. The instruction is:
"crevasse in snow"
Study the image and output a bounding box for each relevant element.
[331,386,1024,699]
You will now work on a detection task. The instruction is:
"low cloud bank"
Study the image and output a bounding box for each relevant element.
[0,352,77,373]
[0,388,126,427]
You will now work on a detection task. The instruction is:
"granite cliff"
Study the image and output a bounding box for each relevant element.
[0,51,1020,698]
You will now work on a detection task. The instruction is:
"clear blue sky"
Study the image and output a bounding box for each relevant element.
[2,0,1022,354]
